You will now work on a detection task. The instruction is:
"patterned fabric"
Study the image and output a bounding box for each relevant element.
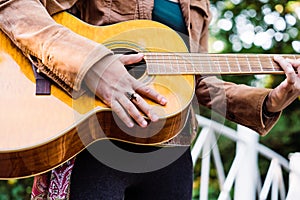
[31,159,75,200]
[31,172,50,200]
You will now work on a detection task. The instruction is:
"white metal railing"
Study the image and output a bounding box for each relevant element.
[191,115,299,200]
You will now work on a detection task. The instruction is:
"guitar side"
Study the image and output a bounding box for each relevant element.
[0,12,194,179]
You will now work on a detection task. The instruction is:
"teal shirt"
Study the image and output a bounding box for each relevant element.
[152,0,188,34]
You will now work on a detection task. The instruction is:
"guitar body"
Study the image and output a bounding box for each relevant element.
[0,12,194,179]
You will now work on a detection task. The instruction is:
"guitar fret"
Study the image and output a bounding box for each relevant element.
[175,54,180,73]
[190,54,196,73]
[194,54,200,73]
[256,55,263,72]
[186,54,191,73]
[183,55,187,73]
[215,56,222,74]
[235,55,242,72]
[171,54,177,73]
[188,54,194,73]
[240,55,247,72]
[156,53,160,73]
[200,54,209,73]
[162,55,168,73]
[151,54,156,74]
[154,54,156,73]
[246,55,252,73]
[225,56,231,73]
[193,54,198,73]
[205,55,211,73]
[213,59,218,74]
[197,55,204,73]
[293,55,297,61]
[174,54,181,72]
[268,55,276,71]
[145,53,299,75]
[168,54,172,73]
[180,56,187,73]
[163,54,167,73]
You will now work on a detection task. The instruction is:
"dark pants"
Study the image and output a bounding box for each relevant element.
[70,140,193,200]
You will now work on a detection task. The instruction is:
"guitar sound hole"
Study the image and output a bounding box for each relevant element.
[113,48,146,80]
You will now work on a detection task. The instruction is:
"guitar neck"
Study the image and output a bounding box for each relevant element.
[145,53,300,75]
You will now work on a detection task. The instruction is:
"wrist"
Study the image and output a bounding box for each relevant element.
[262,96,276,118]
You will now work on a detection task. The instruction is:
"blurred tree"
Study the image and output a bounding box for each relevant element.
[208,0,300,157]
[193,1,300,199]
[0,179,32,200]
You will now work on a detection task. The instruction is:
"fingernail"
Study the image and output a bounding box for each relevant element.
[142,120,148,127]
[161,97,167,105]
[128,122,134,128]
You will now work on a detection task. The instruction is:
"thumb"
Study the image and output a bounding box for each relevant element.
[119,53,144,65]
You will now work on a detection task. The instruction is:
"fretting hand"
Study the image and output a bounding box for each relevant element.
[84,53,167,128]
[264,56,300,113]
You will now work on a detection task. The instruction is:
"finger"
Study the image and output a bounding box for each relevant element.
[286,58,300,67]
[134,83,167,106]
[118,95,148,128]
[274,55,296,85]
[119,53,144,65]
[111,101,134,128]
[130,93,159,122]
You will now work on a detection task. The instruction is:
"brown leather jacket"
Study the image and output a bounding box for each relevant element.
[0,0,280,140]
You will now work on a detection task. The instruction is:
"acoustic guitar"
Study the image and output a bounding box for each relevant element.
[0,12,298,179]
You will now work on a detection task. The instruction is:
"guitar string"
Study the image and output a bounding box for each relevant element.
[113,50,299,59]
[113,51,297,73]
[145,57,283,73]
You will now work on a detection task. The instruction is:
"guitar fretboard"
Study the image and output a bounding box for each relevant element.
[144,53,299,75]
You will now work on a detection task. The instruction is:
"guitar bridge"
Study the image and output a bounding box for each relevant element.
[31,64,51,95]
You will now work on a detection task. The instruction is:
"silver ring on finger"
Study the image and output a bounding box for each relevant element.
[125,92,137,101]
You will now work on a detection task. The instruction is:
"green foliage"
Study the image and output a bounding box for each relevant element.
[193,0,300,198]
[208,0,300,155]
[0,179,32,200]
[261,108,300,157]
[210,0,300,54]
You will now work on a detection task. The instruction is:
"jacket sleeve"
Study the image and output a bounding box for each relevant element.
[196,76,281,136]
[0,0,114,96]
[189,0,280,136]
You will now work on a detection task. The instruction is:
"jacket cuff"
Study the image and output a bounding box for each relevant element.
[196,76,281,136]
[83,54,121,95]
[228,87,281,136]
[27,28,113,97]
[43,28,113,91]
[73,45,114,92]
[257,93,281,136]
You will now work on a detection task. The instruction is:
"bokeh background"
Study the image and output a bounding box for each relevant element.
[208,0,300,158]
